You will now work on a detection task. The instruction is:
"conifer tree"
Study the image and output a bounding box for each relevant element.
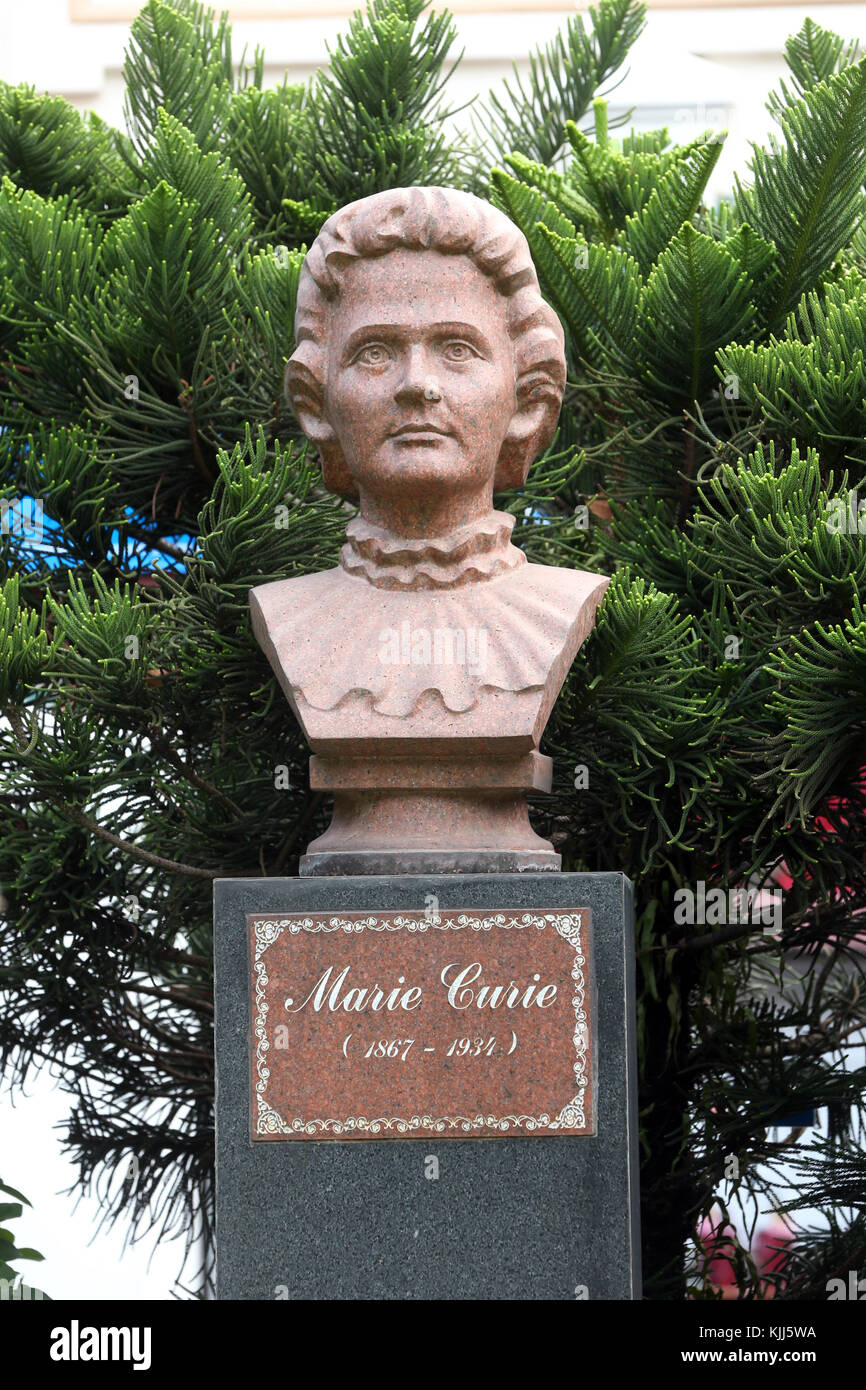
[1,0,863,1298]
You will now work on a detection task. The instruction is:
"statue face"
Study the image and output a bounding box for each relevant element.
[323,249,516,507]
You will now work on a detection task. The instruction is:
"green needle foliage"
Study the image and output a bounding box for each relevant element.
[0,0,864,1300]
[0,1179,48,1301]
[471,0,647,171]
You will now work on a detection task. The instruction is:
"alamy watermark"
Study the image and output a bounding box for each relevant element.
[673,103,727,144]
[826,1270,866,1299]
[1,496,49,550]
[0,1276,45,1300]
[378,622,488,676]
[825,490,866,535]
[49,1322,151,1370]
[674,880,782,934]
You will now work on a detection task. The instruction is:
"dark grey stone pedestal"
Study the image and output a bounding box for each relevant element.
[214,872,640,1300]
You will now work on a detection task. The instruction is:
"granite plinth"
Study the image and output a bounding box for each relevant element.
[214,872,640,1300]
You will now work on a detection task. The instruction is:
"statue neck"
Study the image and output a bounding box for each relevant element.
[339,509,526,591]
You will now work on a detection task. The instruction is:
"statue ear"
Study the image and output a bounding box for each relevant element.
[285,360,335,447]
[495,392,557,492]
[285,359,359,501]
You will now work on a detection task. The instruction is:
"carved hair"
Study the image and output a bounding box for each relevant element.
[286,186,566,498]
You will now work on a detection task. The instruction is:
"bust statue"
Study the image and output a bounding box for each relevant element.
[250,186,608,875]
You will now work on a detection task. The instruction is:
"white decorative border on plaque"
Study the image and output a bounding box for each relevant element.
[250,909,590,1137]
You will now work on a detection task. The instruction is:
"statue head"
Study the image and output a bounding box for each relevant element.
[285,187,566,521]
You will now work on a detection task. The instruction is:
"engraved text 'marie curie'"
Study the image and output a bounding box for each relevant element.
[285,962,559,1014]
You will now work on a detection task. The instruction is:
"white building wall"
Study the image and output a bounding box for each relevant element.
[1,2,866,202]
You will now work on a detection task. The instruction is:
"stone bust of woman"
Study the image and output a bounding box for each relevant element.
[250,186,608,875]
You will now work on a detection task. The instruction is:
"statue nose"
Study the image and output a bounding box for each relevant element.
[394,346,434,405]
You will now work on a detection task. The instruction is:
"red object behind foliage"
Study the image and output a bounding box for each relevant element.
[698,1215,792,1295]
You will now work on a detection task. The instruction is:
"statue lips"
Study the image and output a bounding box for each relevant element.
[389,423,451,447]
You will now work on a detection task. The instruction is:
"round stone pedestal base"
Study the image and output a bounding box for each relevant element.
[299,847,562,876]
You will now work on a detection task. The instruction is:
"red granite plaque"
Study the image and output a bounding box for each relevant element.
[249,906,594,1140]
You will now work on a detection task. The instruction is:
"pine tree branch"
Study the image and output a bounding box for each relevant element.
[759,1018,865,1057]
[6,701,235,880]
[270,790,326,874]
[125,529,191,563]
[179,389,215,486]
[103,1006,213,1082]
[148,944,212,969]
[147,728,248,820]
[675,424,697,528]
[122,999,212,1059]
[120,983,213,1016]
[51,798,227,880]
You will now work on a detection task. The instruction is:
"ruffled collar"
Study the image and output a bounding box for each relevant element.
[339,510,526,591]
[250,561,609,717]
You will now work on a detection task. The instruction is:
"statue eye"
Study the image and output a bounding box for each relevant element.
[442,341,478,362]
[353,343,391,366]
